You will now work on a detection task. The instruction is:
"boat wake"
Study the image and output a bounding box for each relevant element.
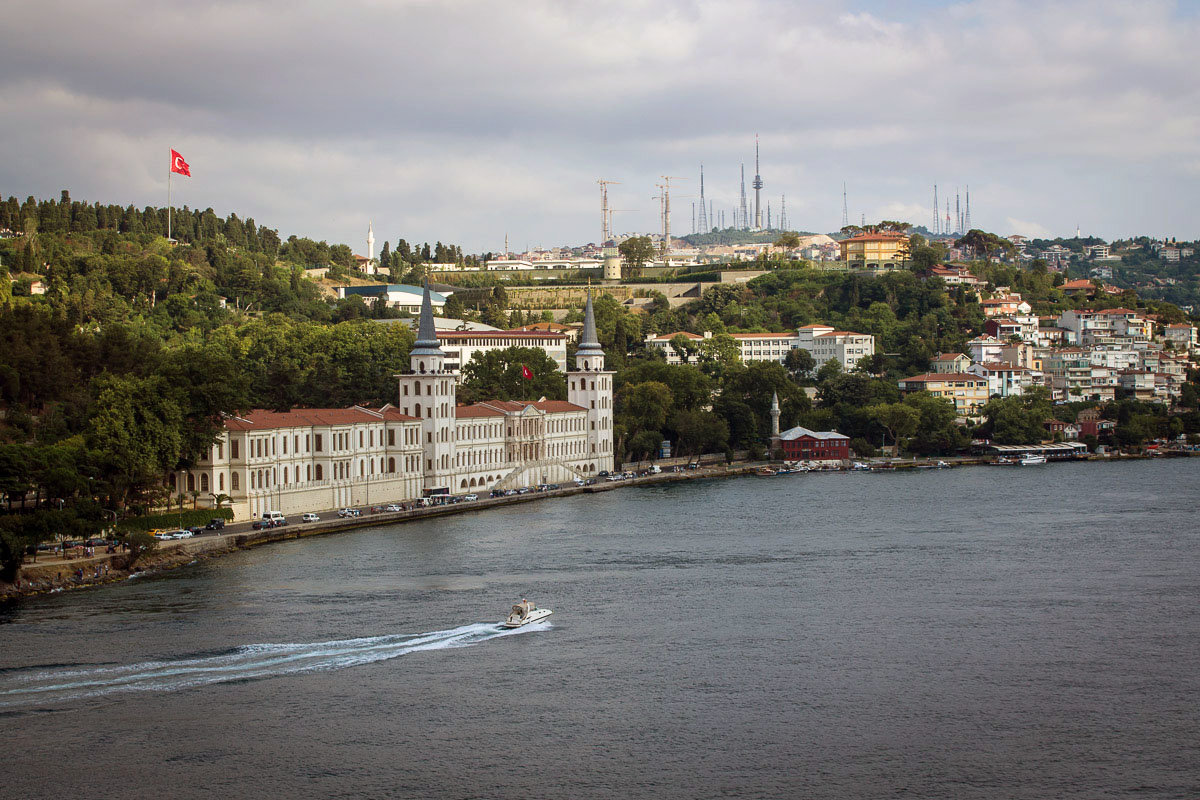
[0,621,546,708]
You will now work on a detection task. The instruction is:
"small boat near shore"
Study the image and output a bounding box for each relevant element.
[503,599,553,628]
[1019,454,1047,465]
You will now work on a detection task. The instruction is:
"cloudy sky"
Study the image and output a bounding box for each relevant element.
[2,0,1198,252]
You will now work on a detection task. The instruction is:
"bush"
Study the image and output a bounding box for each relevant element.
[115,507,233,534]
[122,531,157,568]
[850,438,878,458]
[747,442,766,461]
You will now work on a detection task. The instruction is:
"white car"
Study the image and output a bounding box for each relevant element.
[338,508,360,518]
[384,504,402,512]
[165,529,192,539]
[463,493,478,501]
[301,513,320,523]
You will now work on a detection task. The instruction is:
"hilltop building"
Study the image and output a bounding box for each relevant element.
[175,286,613,520]
[644,325,874,371]
[838,231,909,270]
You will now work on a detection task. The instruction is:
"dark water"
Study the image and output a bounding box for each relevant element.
[3,460,1199,799]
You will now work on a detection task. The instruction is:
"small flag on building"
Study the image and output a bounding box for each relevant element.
[170,149,191,177]
[520,364,533,380]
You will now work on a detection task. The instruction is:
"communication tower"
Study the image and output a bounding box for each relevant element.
[964,186,971,232]
[739,164,749,230]
[597,179,619,244]
[752,134,764,230]
[842,182,849,228]
[933,185,940,235]
[698,165,708,232]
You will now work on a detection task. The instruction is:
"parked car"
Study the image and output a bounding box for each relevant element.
[152,530,174,540]
[205,518,226,530]
[301,513,320,523]
[384,504,402,512]
[338,508,360,518]
[187,526,204,535]
[463,493,478,501]
[251,519,274,530]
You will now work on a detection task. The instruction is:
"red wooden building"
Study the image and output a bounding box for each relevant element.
[778,426,850,461]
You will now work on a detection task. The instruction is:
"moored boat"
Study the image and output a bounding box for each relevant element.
[1019,454,1047,465]
[503,599,553,628]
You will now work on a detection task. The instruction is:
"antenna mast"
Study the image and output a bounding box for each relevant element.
[739,164,748,230]
[697,165,708,232]
[752,134,764,230]
[933,184,940,235]
[842,182,849,228]
[964,186,971,232]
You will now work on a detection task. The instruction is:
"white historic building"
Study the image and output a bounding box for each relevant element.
[174,286,614,520]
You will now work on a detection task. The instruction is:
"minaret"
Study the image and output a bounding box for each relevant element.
[367,221,375,262]
[396,282,457,494]
[769,390,782,457]
[567,291,614,474]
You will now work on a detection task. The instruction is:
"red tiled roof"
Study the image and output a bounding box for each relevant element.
[900,373,986,383]
[649,331,704,340]
[224,406,417,431]
[730,332,793,339]
[973,362,1031,372]
[454,405,506,418]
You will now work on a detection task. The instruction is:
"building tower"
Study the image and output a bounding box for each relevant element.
[567,291,614,473]
[603,246,622,281]
[367,221,375,261]
[739,164,748,230]
[752,134,764,230]
[396,283,458,495]
[698,165,708,232]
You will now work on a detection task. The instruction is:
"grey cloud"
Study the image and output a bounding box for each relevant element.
[1,0,1199,249]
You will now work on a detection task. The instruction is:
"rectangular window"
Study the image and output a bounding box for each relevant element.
[315,434,323,452]
[231,441,239,459]
[388,429,395,446]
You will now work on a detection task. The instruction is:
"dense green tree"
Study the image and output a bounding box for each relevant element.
[617,236,655,277]
[459,346,565,405]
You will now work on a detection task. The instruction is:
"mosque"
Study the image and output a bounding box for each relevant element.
[172,285,614,520]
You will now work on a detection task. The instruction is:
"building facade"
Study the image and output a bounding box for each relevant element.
[644,325,874,371]
[177,286,613,520]
[778,426,850,462]
[897,373,990,418]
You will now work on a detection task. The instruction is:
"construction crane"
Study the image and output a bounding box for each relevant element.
[597,179,620,244]
[606,208,637,239]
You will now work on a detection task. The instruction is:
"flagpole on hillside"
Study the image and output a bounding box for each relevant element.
[167,153,173,241]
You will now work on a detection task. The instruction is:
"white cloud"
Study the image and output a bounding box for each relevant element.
[1005,217,1052,238]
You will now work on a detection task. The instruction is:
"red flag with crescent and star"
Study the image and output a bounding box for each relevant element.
[520,365,533,380]
[170,149,191,177]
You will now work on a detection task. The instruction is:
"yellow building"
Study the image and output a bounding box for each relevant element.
[839,232,909,269]
[897,372,990,418]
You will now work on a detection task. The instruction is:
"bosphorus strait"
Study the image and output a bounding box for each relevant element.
[3,460,1198,799]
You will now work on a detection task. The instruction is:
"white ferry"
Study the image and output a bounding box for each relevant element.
[1019,454,1047,465]
[503,599,553,628]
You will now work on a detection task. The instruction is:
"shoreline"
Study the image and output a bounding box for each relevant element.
[1,451,1184,603]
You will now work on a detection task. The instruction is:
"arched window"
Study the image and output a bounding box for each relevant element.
[461,479,468,489]
[219,473,224,491]
[283,467,288,484]
[200,474,209,492]
[231,473,239,491]
[415,402,421,417]
[250,472,256,489]
[187,473,195,492]
[316,464,323,480]
[388,457,395,473]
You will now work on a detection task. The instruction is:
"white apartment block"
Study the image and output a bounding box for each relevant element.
[173,287,614,521]
[644,325,875,371]
[967,335,1005,364]
[437,329,569,372]
[967,362,1036,398]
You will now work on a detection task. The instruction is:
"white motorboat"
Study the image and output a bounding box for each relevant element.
[1019,454,1047,465]
[503,599,553,628]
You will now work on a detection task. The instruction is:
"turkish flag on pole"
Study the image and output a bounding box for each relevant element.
[170,149,191,177]
[521,365,533,380]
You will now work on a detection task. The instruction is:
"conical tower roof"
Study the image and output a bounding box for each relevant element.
[577,290,603,355]
[409,281,444,358]
[771,390,780,411]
